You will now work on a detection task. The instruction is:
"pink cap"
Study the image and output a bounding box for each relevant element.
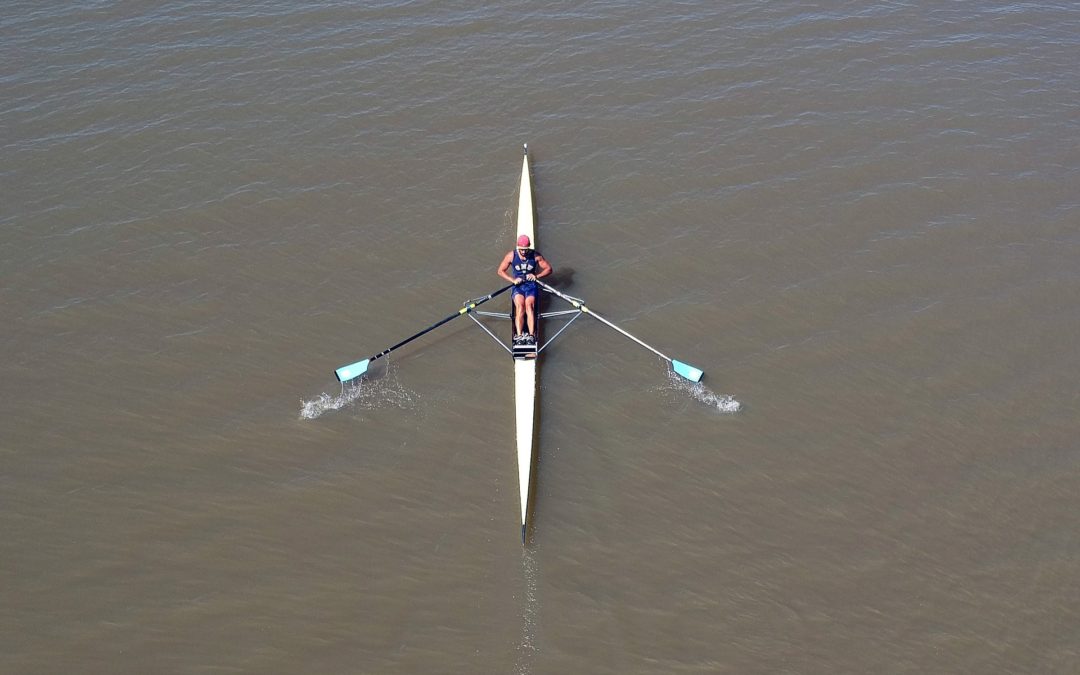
[516,234,531,248]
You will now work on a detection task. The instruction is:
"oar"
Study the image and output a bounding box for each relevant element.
[334,284,514,382]
[535,280,705,383]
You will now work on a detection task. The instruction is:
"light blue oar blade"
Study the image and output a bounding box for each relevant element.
[672,360,704,383]
[335,358,370,382]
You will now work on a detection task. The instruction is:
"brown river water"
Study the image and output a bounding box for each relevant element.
[3,1,1079,672]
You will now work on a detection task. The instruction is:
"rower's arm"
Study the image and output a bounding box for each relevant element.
[497,252,517,284]
[535,254,552,279]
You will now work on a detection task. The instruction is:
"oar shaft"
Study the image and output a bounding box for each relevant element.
[336,284,512,381]
[369,284,513,362]
[370,309,464,361]
[536,280,673,364]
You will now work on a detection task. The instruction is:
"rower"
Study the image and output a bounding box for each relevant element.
[497,234,552,344]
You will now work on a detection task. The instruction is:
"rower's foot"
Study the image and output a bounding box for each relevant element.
[513,333,526,344]
[524,334,536,345]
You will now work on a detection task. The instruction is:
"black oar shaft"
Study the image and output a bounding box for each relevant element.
[370,310,462,362]
[365,284,513,364]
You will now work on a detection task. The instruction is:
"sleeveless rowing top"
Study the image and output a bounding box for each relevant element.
[511,249,540,279]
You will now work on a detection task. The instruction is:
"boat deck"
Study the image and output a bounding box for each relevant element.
[512,342,538,360]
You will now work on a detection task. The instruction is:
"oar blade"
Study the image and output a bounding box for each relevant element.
[672,359,704,383]
[335,358,371,383]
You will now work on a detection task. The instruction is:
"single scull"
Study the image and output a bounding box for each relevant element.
[331,144,709,545]
[512,144,539,543]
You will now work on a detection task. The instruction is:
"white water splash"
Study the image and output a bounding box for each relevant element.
[299,363,418,419]
[661,368,741,413]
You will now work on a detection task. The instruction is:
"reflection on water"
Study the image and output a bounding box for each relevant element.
[515,549,540,675]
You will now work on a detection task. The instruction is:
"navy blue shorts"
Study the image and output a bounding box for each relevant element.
[512,281,539,300]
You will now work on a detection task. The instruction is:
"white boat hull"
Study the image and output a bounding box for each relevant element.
[514,146,537,543]
[515,359,537,539]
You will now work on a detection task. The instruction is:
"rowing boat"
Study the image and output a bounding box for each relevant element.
[331,145,708,545]
[512,144,539,543]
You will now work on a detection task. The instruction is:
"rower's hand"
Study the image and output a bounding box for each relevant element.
[526,274,536,281]
[513,278,523,285]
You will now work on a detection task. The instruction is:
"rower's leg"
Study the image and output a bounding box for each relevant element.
[513,293,526,335]
[524,295,536,335]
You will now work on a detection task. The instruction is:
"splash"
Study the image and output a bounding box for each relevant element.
[662,368,741,413]
[299,362,418,419]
